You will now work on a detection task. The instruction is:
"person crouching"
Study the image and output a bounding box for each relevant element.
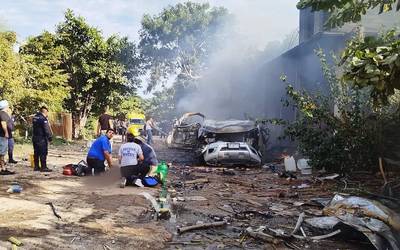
[87,129,114,175]
[119,133,144,188]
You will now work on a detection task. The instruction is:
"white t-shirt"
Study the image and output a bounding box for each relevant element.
[146,120,153,131]
[118,142,143,167]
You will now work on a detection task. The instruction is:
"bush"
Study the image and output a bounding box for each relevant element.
[277,50,400,173]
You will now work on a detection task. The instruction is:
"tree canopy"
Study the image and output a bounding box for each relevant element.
[19,31,69,116]
[297,0,400,28]
[54,9,139,137]
[139,2,229,92]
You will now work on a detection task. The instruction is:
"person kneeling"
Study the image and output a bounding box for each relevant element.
[119,133,144,188]
[87,129,114,175]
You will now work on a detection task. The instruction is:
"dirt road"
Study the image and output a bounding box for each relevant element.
[0,136,386,249]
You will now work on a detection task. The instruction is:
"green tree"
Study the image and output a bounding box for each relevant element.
[18,31,69,117]
[56,10,129,137]
[297,0,400,28]
[340,29,400,105]
[144,87,177,121]
[139,2,230,91]
[0,32,24,105]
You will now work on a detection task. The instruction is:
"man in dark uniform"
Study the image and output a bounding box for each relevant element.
[32,106,53,172]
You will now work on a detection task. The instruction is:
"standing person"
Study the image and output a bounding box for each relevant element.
[0,100,14,175]
[133,136,159,179]
[118,133,144,188]
[97,107,113,136]
[145,117,154,145]
[32,106,53,172]
[118,117,127,142]
[7,113,17,164]
[87,129,114,175]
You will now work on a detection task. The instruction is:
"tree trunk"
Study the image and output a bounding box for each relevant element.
[72,100,93,139]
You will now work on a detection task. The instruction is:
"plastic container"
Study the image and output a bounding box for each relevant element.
[156,161,169,183]
[284,156,297,172]
[297,158,312,175]
[29,154,35,168]
[7,184,22,193]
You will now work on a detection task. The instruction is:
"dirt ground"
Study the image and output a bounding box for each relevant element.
[0,136,394,249]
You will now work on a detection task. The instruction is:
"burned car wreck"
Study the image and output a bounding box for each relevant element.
[166,112,205,149]
[167,113,264,167]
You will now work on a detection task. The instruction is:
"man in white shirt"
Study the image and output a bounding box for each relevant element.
[145,117,154,145]
[118,133,144,188]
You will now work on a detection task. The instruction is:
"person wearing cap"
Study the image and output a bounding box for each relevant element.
[118,133,144,188]
[87,128,114,175]
[133,135,159,178]
[32,106,53,172]
[0,100,14,175]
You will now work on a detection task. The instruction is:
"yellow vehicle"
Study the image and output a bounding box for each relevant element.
[126,113,145,136]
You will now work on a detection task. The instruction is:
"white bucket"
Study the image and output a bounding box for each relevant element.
[297,159,312,175]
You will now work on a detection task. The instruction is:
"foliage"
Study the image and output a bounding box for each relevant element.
[81,116,97,140]
[139,2,230,91]
[55,9,134,137]
[340,29,400,106]
[297,0,400,28]
[19,31,70,117]
[0,32,25,105]
[144,87,176,121]
[278,50,400,172]
[112,95,145,118]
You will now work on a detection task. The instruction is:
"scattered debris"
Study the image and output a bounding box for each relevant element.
[304,194,400,249]
[279,171,297,179]
[8,237,23,247]
[177,221,227,234]
[6,183,22,193]
[245,227,282,244]
[323,194,400,231]
[184,178,209,185]
[45,202,62,219]
[222,169,235,176]
[291,212,305,236]
[184,196,208,201]
[218,204,235,213]
[317,173,340,181]
[295,183,311,189]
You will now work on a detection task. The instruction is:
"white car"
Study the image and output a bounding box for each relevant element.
[202,141,262,167]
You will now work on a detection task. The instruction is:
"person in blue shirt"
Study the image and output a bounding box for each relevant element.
[87,129,114,175]
[133,136,158,176]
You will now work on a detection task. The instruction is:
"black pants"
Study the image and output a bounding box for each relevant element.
[8,138,14,160]
[86,157,106,175]
[33,138,48,169]
[120,163,150,184]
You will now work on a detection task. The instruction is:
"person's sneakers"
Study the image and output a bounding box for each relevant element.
[134,178,144,188]
[0,169,15,175]
[33,167,41,171]
[8,159,18,164]
[40,167,53,172]
[120,177,127,188]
